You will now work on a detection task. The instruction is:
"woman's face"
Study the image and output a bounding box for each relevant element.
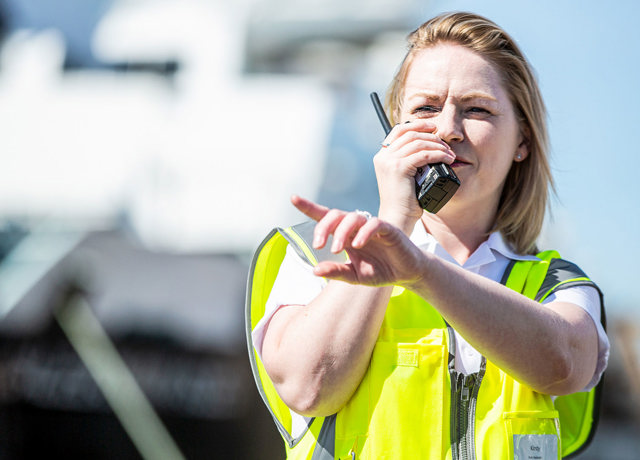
[399,42,527,212]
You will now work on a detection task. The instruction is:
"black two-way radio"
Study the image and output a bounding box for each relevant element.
[370,92,460,214]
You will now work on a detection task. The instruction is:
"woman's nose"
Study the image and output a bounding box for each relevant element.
[434,106,463,144]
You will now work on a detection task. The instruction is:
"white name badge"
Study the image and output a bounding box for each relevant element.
[513,434,558,460]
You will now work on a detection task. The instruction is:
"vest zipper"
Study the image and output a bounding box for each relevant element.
[451,372,476,460]
[448,326,485,460]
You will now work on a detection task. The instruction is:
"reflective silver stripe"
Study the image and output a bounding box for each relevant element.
[245,229,295,445]
[535,258,593,301]
[281,223,316,266]
[310,414,337,460]
[245,228,314,448]
[290,221,348,265]
[533,257,605,328]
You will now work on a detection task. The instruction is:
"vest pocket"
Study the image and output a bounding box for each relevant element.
[363,340,448,458]
[503,411,560,460]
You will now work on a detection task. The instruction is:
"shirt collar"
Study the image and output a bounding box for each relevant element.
[409,220,539,269]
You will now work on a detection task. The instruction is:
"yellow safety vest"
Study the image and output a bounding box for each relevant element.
[246,222,605,460]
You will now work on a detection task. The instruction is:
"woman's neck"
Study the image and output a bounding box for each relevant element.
[421,201,498,265]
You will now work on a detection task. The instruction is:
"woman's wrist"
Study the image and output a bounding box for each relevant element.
[399,248,434,294]
[377,207,421,236]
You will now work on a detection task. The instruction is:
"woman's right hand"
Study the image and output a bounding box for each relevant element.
[374,120,455,233]
[291,195,426,288]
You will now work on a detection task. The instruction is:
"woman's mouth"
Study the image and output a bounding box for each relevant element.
[451,159,470,167]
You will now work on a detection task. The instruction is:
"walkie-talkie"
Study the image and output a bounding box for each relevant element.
[370,92,460,214]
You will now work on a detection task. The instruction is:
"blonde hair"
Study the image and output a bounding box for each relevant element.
[386,12,553,254]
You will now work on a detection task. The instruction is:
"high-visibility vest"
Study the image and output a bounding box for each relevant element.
[246,221,605,460]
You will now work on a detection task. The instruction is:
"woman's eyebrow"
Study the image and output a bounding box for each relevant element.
[407,91,442,102]
[407,91,499,103]
[459,92,499,103]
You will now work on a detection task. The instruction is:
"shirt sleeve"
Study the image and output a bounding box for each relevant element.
[542,285,609,391]
[251,244,326,359]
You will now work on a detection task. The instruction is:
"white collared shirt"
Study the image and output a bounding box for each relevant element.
[252,221,609,392]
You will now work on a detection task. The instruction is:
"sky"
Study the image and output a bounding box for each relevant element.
[424,0,640,315]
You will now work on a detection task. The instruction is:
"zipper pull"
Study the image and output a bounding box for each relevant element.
[461,374,475,401]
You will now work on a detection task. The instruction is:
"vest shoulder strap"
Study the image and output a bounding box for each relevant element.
[536,257,602,304]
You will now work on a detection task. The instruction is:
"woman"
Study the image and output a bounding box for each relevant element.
[247,11,608,460]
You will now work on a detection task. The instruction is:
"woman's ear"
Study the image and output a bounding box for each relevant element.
[515,125,531,162]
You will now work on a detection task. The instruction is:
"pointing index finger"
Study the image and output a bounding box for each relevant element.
[291,195,330,222]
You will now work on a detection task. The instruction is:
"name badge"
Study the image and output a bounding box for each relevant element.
[513,434,558,460]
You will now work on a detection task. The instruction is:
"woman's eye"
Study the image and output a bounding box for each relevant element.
[468,107,490,115]
[413,105,439,114]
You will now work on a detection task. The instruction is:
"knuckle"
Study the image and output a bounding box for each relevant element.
[408,138,427,149]
[404,130,420,142]
[343,212,358,223]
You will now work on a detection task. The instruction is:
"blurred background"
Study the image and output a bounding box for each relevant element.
[0,0,637,458]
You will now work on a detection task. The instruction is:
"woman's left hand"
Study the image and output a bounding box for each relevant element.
[291,195,425,287]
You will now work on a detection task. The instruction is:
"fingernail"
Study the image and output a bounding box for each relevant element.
[331,238,341,253]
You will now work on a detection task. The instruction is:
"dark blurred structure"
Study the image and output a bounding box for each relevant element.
[1,226,639,459]
[577,317,640,459]
[0,227,283,459]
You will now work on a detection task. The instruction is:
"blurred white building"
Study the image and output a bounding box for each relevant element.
[0,0,420,253]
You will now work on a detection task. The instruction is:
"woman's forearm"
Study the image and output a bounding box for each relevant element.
[261,281,393,416]
[407,253,598,395]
